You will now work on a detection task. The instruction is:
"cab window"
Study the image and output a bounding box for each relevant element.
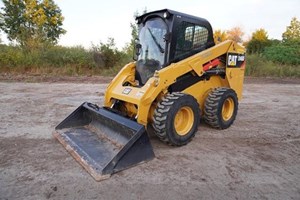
[175,21,209,59]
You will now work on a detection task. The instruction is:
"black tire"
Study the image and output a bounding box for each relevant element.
[204,87,238,129]
[152,92,200,146]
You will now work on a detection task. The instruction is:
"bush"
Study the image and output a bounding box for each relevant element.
[247,39,271,54]
[2,41,298,78]
[246,54,300,77]
[41,46,94,67]
[0,43,133,76]
[263,41,300,65]
[0,45,23,67]
[91,38,128,69]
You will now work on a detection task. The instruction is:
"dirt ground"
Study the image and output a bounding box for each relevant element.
[0,77,299,200]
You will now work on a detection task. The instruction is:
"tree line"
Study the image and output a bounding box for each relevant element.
[214,17,300,65]
[0,1,299,76]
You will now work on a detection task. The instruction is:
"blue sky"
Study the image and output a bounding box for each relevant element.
[1,0,300,49]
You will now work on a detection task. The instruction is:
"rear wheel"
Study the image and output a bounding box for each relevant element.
[204,87,238,129]
[152,92,200,146]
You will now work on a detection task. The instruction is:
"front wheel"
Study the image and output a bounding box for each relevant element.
[204,87,238,129]
[152,92,200,146]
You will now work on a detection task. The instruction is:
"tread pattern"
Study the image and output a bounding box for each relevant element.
[152,92,198,146]
[204,87,238,129]
[152,93,181,144]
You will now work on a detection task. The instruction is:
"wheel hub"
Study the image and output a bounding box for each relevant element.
[174,106,194,136]
[222,97,234,121]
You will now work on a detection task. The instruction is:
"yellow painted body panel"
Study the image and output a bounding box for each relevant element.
[104,40,245,126]
[183,76,229,113]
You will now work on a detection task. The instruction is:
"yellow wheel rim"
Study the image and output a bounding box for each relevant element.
[222,97,234,121]
[174,106,194,136]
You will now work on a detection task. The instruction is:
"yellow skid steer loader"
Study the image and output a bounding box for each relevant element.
[53,9,246,181]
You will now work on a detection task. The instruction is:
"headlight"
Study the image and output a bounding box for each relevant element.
[163,12,170,19]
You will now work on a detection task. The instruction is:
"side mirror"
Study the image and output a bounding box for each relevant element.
[164,32,171,42]
[133,39,142,61]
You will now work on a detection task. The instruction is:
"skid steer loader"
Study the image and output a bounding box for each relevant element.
[53,9,246,181]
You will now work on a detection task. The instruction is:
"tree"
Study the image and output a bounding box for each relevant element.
[252,28,268,41]
[0,0,66,49]
[247,28,270,54]
[227,26,244,43]
[123,8,147,55]
[122,20,138,55]
[92,38,123,68]
[213,29,228,43]
[282,17,300,42]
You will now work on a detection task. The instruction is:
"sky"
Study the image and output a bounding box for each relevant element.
[1,0,300,49]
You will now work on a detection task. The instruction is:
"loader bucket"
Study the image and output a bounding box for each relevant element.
[53,102,154,181]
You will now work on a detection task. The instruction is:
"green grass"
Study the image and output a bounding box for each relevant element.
[246,54,300,78]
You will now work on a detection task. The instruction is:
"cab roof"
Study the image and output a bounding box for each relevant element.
[136,9,212,28]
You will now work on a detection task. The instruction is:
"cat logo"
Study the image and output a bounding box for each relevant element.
[227,53,245,67]
[228,55,238,66]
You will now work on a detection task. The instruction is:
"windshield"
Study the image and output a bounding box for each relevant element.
[136,17,167,85]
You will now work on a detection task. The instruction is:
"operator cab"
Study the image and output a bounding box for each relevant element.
[135,9,215,85]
